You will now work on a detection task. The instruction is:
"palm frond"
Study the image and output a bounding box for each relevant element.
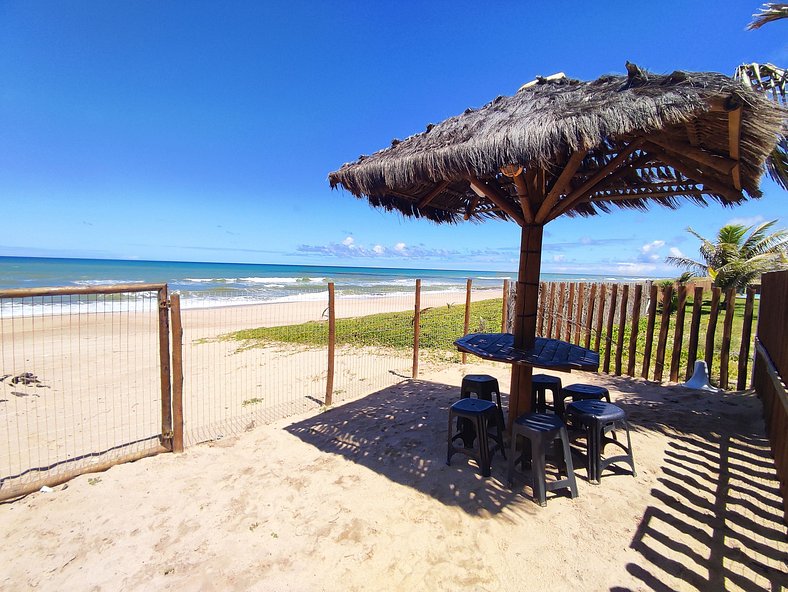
[747,3,788,30]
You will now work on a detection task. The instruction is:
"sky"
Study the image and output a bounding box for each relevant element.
[0,1,785,276]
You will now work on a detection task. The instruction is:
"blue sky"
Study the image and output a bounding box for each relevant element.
[0,1,785,276]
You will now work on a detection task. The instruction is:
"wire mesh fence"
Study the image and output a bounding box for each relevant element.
[0,286,166,500]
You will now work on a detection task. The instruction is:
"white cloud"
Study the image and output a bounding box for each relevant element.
[394,242,406,252]
[372,244,384,254]
[341,236,354,247]
[640,240,665,254]
[552,254,565,262]
[669,247,683,257]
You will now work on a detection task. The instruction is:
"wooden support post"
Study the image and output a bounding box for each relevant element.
[502,279,510,333]
[585,283,597,349]
[627,284,643,376]
[615,284,629,376]
[737,287,756,390]
[462,279,472,364]
[654,285,674,383]
[719,289,736,389]
[574,283,585,344]
[157,286,173,450]
[704,288,721,379]
[412,279,421,378]
[686,286,705,380]
[326,282,336,406]
[509,224,543,427]
[641,284,658,379]
[603,284,618,373]
[169,293,184,453]
[669,286,688,382]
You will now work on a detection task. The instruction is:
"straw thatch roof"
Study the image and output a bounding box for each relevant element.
[329,64,785,225]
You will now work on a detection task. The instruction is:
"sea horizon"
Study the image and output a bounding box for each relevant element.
[0,255,666,316]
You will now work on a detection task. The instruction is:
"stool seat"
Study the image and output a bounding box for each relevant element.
[447,397,506,478]
[557,383,610,417]
[460,374,506,435]
[508,412,578,506]
[566,400,636,484]
[531,374,562,414]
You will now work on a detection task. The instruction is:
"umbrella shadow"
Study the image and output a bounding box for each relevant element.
[284,379,529,516]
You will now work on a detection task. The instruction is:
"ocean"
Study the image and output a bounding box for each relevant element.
[0,256,650,314]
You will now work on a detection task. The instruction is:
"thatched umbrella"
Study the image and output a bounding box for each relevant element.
[328,64,785,423]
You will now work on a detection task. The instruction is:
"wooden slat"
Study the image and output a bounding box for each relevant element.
[412,279,421,379]
[737,287,756,390]
[548,139,645,221]
[654,285,674,382]
[627,284,643,376]
[648,136,738,175]
[555,282,566,340]
[537,281,545,336]
[641,284,659,379]
[586,283,597,349]
[462,278,472,364]
[326,282,336,406]
[615,284,629,376]
[534,149,588,223]
[669,285,688,382]
[594,283,606,351]
[417,179,451,208]
[574,283,585,344]
[728,106,742,191]
[468,177,525,226]
[686,286,705,380]
[546,282,556,339]
[502,279,510,333]
[704,287,722,379]
[169,293,184,453]
[719,289,736,389]
[566,282,576,342]
[157,286,172,450]
[603,284,618,373]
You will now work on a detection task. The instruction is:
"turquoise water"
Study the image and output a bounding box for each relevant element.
[0,256,649,312]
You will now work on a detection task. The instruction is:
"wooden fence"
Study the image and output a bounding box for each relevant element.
[752,270,788,522]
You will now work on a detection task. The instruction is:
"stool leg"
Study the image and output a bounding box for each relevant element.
[476,415,491,478]
[559,427,578,498]
[624,420,637,477]
[507,432,518,488]
[531,437,547,506]
[492,406,506,460]
[446,411,455,466]
[589,420,602,484]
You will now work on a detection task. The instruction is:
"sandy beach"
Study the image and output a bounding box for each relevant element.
[1,360,786,591]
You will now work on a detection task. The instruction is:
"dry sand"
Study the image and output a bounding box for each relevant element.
[0,294,788,591]
[1,360,786,591]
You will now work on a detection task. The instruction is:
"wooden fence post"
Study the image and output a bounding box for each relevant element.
[157,286,173,450]
[585,283,597,349]
[654,285,674,382]
[555,282,566,340]
[603,284,618,373]
[719,289,736,389]
[326,282,335,406]
[669,285,688,382]
[594,284,606,351]
[686,286,705,380]
[615,284,628,376]
[169,293,184,453]
[627,284,643,376]
[502,279,510,333]
[566,283,575,342]
[574,283,585,345]
[641,284,658,379]
[413,279,421,378]
[462,279,472,364]
[737,287,756,390]
[546,282,556,338]
[705,288,722,379]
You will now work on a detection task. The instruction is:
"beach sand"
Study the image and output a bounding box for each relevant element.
[1,290,786,590]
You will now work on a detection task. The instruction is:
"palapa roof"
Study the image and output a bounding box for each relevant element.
[329,64,785,226]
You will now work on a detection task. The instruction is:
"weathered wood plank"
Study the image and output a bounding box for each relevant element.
[627,284,643,376]
[641,284,659,379]
[669,285,688,382]
[686,286,704,380]
[737,287,756,390]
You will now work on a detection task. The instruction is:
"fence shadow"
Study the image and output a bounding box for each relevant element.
[599,376,787,591]
[284,379,526,517]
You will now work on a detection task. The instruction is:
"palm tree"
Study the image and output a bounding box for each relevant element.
[747,3,788,29]
[665,220,788,292]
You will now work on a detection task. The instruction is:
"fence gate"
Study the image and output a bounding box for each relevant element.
[0,283,180,501]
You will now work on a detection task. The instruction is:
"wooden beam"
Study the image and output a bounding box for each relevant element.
[417,179,450,209]
[468,177,525,226]
[547,139,645,221]
[463,195,480,220]
[644,143,742,203]
[534,149,587,223]
[512,172,535,224]
[648,137,738,175]
[728,106,742,191]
